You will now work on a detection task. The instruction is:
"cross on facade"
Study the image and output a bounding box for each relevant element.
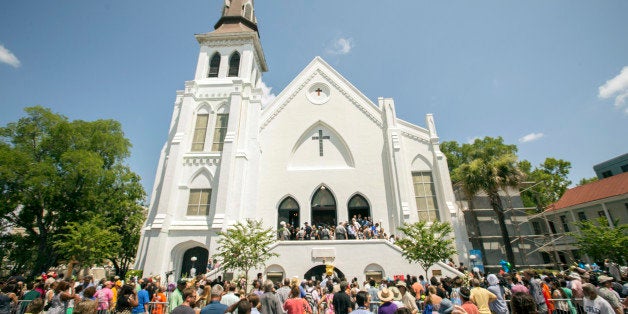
[315,88,323,96]
[311,129,330,156]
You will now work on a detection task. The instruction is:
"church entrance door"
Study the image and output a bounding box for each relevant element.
[311,186,336,228]
[303,265,345,282]
[180,246,209,278]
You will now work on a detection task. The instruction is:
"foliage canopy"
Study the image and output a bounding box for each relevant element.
[0,106,145,276]
[571,217,628,264]
[397,221,457,277]
[214,219,278,287]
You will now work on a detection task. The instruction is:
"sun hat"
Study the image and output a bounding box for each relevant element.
[378,287,394,302]
[395,281,407,288]
[597,275,613,283]
[389,286,402,301]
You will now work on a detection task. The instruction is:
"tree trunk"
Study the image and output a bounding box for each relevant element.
[487,191,517,270]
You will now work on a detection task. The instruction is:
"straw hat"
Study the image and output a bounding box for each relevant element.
[598,275,613,284]
[378,287,394,302]
[389,286,402,301]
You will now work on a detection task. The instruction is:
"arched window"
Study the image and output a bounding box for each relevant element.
[311,186,336,227]
[243,4,253,21]
[228,51,240,77]
[348,194,371,221]
[412,171,440,222]
[278,197,299,231]
[208,52,220,78]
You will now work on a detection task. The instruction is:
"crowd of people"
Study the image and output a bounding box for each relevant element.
[278,216,399,242]
[1,262,627,314]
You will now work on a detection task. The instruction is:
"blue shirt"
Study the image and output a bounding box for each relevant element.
[201,300,228,314]
[133,289,150,314]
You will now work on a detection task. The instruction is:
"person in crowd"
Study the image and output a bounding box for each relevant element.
[424,286,442,313]
[116,284,139,314]
[222,284,240,308]
[260,280,283,314]
[582,283,615,314]
[248,293,262,314]
[169,280,187,313]
[95,281,114,314]
[395,281,418,313]
[469,278,496,314]
[332,282,352,314]
[522,270,549,314]
[171,287,197,314]
[284,286,312,314]
[133,281,150,314]
[377,287,397,314]
[367,280,380,313]
[151,286,167,314]
[509,292,537,314]
[200,284,227,314]
[349,291,370,314]
[319,285,335,314]
[485,275,508,314]
[549,279,570,314]
[276,278,292,306]
[25,297,45,314]
[47,280,77,314]
[595,276,623,314]
[196,285,211,309]
[458,287,479,314]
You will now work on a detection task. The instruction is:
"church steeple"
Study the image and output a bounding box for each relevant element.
[213,0,259,35]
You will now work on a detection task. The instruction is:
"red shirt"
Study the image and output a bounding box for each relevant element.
[283,298,311,314]
[461,301,480,314]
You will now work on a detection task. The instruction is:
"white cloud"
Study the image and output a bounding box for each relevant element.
[326,37,353,55]
[598,66,628,114]
[0,44,21,68]
[466,136,480,144]
[259,80,276,108]
[519,132,544,143]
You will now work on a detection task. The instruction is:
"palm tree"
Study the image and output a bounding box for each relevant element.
[445,137,524,269]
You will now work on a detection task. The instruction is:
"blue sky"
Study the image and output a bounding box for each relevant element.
[1,1,627,197]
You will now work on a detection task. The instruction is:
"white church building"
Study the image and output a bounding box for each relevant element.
[135,0,471,282]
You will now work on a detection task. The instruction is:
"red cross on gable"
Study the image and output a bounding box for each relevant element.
[315,88,323,96]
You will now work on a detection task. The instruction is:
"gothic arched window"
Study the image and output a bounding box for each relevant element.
[228,51,240,77]
[208,52,220,78]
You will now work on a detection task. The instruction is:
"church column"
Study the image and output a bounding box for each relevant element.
[380,97,412,234]
[213,81,244,228]
[426,114,472,265]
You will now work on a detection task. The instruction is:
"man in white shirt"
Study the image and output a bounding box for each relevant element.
[582,283,615,314]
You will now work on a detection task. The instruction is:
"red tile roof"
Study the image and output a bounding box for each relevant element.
[547,171,628,211]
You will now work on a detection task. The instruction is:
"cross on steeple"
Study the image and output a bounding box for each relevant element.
[311,129,330,157]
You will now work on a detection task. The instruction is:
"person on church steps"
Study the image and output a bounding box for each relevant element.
[335,222,348,240]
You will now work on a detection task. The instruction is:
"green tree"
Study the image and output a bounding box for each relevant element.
[577,177,598,186]
[0,106,145,275]
[519,158,572,209]
[53,215,122,276]
[214,219,278,287]
[396,221,457,278]
[441,137,524,269]
[571,217,628,264]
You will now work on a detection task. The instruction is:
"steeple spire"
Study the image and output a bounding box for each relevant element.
[213,0,259,35]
